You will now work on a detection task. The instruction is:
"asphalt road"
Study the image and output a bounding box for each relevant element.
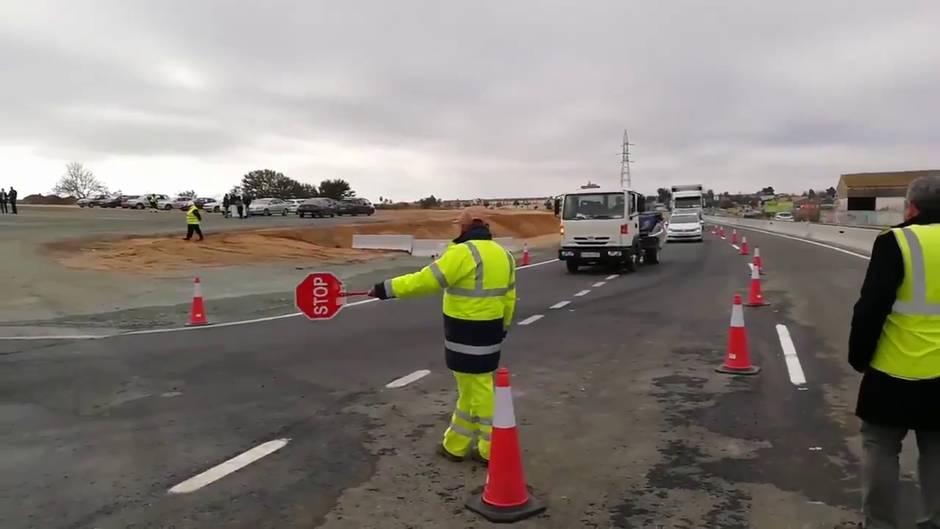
[1,227,917,528]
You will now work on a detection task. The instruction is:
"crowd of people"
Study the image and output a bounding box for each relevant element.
[0,187,18,214]
[221,193,253,219]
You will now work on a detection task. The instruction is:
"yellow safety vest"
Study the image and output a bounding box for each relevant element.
[871,224,940,379]
[186,205,200,225]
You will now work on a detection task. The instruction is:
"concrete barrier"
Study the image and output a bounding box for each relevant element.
[351,234,414,252]
[706,217,879,255]
[410,239,451,258]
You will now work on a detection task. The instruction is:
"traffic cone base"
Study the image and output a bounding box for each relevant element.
[466,488,546,523]
[716,364,761,375]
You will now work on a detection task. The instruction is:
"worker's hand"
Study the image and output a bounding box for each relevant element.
[367,287,377,298]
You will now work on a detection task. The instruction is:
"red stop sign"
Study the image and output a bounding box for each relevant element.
[295,272,345,320]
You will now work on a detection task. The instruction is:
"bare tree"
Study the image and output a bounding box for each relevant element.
[53,162,108,198]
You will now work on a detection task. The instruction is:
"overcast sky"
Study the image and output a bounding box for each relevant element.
[1,1,937,200]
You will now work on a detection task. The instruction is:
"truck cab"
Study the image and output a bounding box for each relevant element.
[556,186,644,273]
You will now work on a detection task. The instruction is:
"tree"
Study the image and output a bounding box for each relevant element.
[760,186,775,195]
[178,190,196,198]
[52,162,107,198]
[318,179,354,200]
[807,189,817,199]
[241,169,317,199]
[826,186,837,199]
[418,195,441,209]
[705,189,716,207]
[656,187,672,204]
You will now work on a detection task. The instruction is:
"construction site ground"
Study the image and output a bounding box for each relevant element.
[0,206,559,337]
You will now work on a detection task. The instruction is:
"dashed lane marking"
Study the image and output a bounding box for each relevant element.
[0,258,562,341]
[517,314,544,326]
[168,438,290,494]
[776,324,807,386]
[386,369,431,388]
[732,244,740,250]
[592,281,606,287]
[549,301,571,309]
[574,290,591,297]
[605,274,619,280]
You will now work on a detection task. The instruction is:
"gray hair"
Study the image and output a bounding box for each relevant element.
[907,175,940,214]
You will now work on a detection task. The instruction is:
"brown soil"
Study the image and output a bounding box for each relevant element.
[52,209,560,274]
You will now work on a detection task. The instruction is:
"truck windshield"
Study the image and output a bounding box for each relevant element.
[562,193,625,220]
[673,196,701,209]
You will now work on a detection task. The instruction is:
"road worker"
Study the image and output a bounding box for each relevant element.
[850,174,940,529]
[369,206,516,463]
[183,201,204,241]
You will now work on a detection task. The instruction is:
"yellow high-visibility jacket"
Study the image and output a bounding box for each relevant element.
[186,205,201,225]
[382,235,516,374]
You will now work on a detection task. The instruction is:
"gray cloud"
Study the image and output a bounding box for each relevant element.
[0,0,938,198]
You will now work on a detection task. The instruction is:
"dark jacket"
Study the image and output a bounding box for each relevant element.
[851,212,940,429]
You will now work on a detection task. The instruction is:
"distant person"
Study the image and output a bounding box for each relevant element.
[222,194,231,218]
[235,195,244,219]
[850,174,940,529]
[242,194,252,218]
[183,201,204,241]
[8,187,16,214]
[0,188,7,214]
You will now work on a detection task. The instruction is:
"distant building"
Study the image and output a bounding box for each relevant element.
[834,170,939,225]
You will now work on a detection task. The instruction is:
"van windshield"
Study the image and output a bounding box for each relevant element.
[562,193,625,220]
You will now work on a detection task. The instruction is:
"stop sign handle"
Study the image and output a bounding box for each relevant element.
[341,290,371,297]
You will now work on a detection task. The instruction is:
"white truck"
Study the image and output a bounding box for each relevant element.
[670,184,704,216]
[556,185,648,273]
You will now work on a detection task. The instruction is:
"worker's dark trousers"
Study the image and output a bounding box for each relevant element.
[862,421,940,528]
[10,202,16,214]
[185,224,204,240]
[0,202,6,213]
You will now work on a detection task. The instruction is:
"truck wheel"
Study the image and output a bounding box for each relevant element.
[566,260,580,274]
[645,248,659,264]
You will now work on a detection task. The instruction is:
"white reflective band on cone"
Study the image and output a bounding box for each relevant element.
[755,247,761,257]
[493,387,516,428]
[750,266,760,280]
[730,304,745,328]
[194,282,203,298]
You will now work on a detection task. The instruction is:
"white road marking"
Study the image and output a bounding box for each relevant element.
[0,259,561,341]
[385,369,431,388]
[732,244,740,250]
[574,289,591,297]
[605,274,619,280]
[549,301,571,309]
[711,223,870,261]
[592,281,606,287]
[776,324,807,386]
[168,438,290,494]
[517,314,544,326]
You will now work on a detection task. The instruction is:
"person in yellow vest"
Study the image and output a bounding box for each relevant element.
[850,174,940,529]
[183,201,204,241]
[368,207,516,463]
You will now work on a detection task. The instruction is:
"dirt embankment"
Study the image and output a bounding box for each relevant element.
[51,210,560,275]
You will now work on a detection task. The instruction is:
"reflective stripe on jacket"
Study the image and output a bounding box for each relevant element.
[186,205,200,225]
[871,225,940,379]
[385,238,516,373]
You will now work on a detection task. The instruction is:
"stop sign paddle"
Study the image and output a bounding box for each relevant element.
[295,272,370,320]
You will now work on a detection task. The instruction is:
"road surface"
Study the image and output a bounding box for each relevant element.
[2,226,918,528]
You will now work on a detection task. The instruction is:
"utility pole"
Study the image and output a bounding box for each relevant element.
[620,129,633,189]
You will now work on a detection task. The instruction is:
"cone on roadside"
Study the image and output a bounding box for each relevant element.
[467,368,545,523]
[731,229,738,244]
[187,277,209,326]
[719,226,726,238]
[753,246,764,275]
[520,243,531,266]
[740,237,749,256]
[745,264,768,307]
[716,294,761,375]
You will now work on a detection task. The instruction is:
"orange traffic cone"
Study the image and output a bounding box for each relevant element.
[753,246,764,274]
[716,294,760,375]
[466,368,545,523]
[520,243,531,266]
[745,264,768,307]
[719,226,726,239]
[740,236,749,256]
[731,229,738,245]
[187,277,209,326]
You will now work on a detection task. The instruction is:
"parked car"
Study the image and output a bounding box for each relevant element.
[773,211,795,222]
[666,212,704,242]
[336,198,375,216]
[98,195,129,208]
[126,194,169,209]
[247,198,290,216]
[171,196,195,210]
[284,198,306,214]
[119,195,141,208]
[742,210,762,218]
[297,197,338,218]
[195,197,221,212]
[77,194,108,208]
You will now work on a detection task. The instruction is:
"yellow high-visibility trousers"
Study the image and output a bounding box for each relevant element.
[442,371,494,459]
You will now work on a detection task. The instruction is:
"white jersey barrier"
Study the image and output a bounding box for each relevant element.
[706,217,879,255]
[351,234,414,252]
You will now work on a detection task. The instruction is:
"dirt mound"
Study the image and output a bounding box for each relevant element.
[53,210,559,275]
[22,194,77,205]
